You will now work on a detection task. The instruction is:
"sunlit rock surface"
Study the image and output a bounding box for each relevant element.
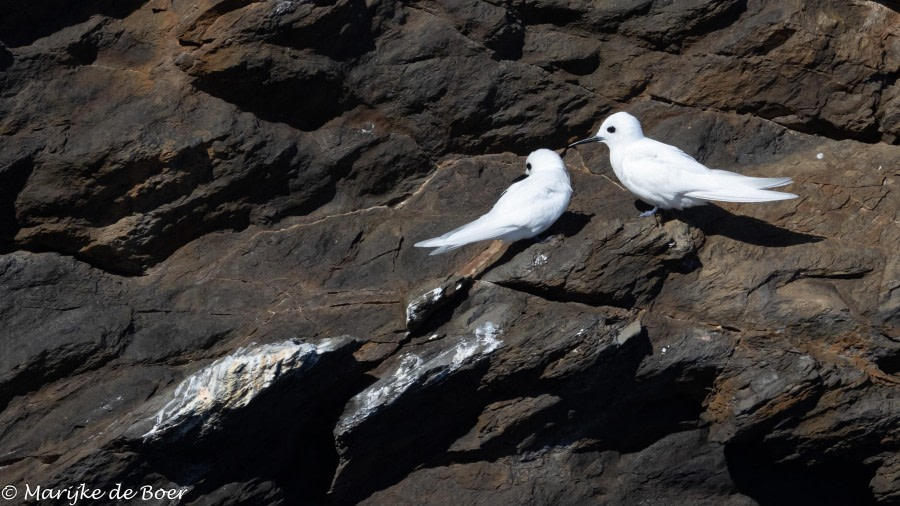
[0,0,898,504]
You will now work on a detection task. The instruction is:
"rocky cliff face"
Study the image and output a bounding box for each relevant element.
[1,0,898,504]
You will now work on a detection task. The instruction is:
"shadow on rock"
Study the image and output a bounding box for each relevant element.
[441,325,662,463]
[0,156,33,247]
[676,204,823,247]
[0,43,12,70]
[332,322,660,504]
[479,211,594,274]
[122,338,370,504]
[725,439,880,506]
[331,360,494,504]
[552,211,594,238]
[0,0,146,48]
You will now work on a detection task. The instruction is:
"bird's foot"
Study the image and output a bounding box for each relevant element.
[638,206,659,218]
[534,233,554,244]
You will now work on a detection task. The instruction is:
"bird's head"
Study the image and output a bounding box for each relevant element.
[568,111,644,149]
[525,148,566,176]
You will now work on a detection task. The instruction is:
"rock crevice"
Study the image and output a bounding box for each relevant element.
[0,0,897,504]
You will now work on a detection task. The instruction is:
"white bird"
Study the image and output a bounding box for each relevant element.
[415,149,572,255]
[569,112,797,217]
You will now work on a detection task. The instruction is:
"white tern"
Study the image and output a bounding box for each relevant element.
[569,112,797,217]
[415,149,572,255]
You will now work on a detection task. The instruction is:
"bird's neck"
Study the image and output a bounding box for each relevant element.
[608,143,628,167]
[532,169,570,186]
[607,140,639,180]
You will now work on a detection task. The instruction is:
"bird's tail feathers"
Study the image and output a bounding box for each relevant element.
[685,187,798,203]
[414,217,516,255]
[427,244,461,256]
[414,238,443,248]
[412,237,467,256]
[414,230,459,247]
[709,170,793,189]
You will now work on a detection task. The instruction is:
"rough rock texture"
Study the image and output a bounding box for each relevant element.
[1,0,898,504]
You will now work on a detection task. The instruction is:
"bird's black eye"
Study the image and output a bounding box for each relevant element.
[607,126,616,133]
[526,163,532,170]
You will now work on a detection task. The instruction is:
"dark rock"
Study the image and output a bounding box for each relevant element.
[871,453,900,504]
[0,253,134,410]
[0,0,897,504]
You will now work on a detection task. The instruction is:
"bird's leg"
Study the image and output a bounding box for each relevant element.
[638,206,659,218]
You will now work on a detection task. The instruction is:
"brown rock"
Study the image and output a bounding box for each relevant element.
[0,0,897,504]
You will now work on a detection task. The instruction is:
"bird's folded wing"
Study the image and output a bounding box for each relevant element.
[414,176,569,254]
[621,150,704,199]
[491,178,570,229]
[643,140,710,174]
[624,144,796,202]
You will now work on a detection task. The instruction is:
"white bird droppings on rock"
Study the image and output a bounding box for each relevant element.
[474,321,502,341]
[143,338,344,441]
[455,322,502,367]
[272,1,297,16]
[347,353,425,431]
[406,287,444,325]
[337,324,504,435]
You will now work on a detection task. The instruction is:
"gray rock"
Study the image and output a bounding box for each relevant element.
[0,0,897,504]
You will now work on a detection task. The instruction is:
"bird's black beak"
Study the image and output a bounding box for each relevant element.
[568,136,603,148]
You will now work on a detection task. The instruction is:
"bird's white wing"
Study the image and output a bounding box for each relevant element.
[489,176,571,229]
[620,143,709,201]
[622,140,796,203]
[644,139,711,174]
[414,176,569,255]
